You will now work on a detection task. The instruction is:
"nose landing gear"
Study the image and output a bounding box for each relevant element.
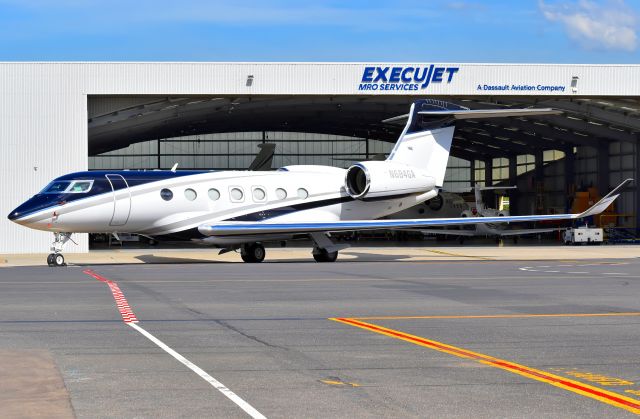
[47,232,72,267]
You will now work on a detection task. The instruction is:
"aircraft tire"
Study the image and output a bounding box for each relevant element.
[47,253,55,267]
[313,249,338,262]
[241,243,265,263]
[52,253,65,267]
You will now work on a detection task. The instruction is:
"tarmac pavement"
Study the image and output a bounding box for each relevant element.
[1,248,639,417]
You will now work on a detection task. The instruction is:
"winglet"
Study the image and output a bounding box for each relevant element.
[577,178,633,218]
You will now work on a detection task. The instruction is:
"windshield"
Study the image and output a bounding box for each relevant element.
[39,180,94,194]
[68,181,93,193]
[41,181,71,194]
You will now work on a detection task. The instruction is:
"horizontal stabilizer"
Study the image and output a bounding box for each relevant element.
[418,108,562,120]
[382,108,561,124]
[198,179,632,237]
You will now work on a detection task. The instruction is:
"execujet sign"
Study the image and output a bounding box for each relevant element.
[358,65,459,91]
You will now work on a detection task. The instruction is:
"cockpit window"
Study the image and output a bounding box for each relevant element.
[40,180,93,194]
[41,181,71,194]
[68,181,93,193]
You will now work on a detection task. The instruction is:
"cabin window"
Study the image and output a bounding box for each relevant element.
[230,187,244,202]
[208,188,220,201]
[41,181,71,194]
[184,188,197,201]
[160,188,173,201]
[297,188,309,199]
[275,188,287,200]
[252,187,266,202]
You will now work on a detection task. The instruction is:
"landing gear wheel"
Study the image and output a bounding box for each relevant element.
[313,249,338,263]
[54,254,65,266]
[241,243,265,263]
[48,232,72,267]
[47,253,65,267]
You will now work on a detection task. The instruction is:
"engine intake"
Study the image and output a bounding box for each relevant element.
[345,161,435,199]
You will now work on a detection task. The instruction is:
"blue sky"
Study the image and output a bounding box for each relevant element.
[0,0,638,62]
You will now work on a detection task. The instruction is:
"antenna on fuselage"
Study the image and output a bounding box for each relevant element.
[170,163,179,173]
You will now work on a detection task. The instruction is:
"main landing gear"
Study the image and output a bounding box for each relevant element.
[47,232,72,267]
[312,248,338,262]
[310,232,348,263]
[241,242,266,263]
[237,233,349,263]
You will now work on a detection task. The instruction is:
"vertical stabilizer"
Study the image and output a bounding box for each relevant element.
[384,100,561,188]
[474,184,484,212]
[386,100,460,187]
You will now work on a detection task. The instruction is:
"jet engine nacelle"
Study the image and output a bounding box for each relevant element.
[344,161,436,199]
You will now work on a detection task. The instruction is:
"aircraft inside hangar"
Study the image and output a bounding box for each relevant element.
[87,94,640,245]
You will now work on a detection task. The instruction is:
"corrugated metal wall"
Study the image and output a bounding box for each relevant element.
[1,62,639,253]
[1,64,88,253]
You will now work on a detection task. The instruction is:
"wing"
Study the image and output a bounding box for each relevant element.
[418,229,477,237]
[496,228,561,237]
[198,179,632,237]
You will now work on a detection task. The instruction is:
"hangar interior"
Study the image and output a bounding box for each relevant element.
[88,95,640,241]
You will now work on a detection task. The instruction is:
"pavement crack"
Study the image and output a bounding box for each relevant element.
[214,319,287,350]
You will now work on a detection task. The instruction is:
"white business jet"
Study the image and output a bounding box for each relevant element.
[8,100,631,266]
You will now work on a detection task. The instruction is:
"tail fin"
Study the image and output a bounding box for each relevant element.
[248,143,276,171]
[385,100,458,187]
[384,100,561,188]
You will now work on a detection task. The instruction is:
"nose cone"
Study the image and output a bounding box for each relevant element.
[8,195,61,224]
[7,208,20,221]
[8,199,34,223]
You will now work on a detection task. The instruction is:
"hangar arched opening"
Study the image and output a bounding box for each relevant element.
[87,94,639,246]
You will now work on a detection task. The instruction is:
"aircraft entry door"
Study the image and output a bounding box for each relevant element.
[105,174,131,226]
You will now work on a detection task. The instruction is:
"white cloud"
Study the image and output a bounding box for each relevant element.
[539,0,638,51]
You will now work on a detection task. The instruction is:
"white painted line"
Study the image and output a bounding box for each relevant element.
[568,272,589,274]
[129,322,266,419]
[603,272,628,275]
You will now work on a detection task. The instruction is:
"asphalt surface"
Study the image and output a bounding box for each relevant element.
[1,256,640,418]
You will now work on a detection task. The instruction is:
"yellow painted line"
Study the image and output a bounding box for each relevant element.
[320,379,345,386]
[424,249,494,260]
[350,312,640,320]
[564,371,633,386]
[320,379,360,387]
[330,317,640,415]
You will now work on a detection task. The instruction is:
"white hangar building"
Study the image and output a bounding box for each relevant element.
[1,62,639,253]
